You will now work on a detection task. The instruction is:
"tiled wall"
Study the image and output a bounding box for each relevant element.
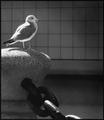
[1,1,103,60]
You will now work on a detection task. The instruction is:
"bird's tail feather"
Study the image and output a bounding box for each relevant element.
[3,39,14,45]
[3,39,16,47]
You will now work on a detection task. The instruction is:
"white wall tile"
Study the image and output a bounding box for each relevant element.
[73,48,85,59]
[61,22,72,33]
[37,1,48,8]
[1,34,10,42]
[73,35,85,47]
[86,48,98,59]
[49,21,60,33]
[12,9,24,21]
[73,22,85,33]
[1,1,12,8]
[49,35,60,47]
[61,1,72,7]
[49,48,60,58]
[99,8,103,20]
[49,1,61,8]
[1,9,12,21]
[73,8,85,20]
[61,8,72,20]
[23,1,37,8]
[12,1,24,8]
[61,35,72,47]
[99,34,103,47]
[87,8,98,20]
[99,48,103,59]
[99,22,103,34]
[49,8,61,20]
[37,9,48,20]
[61,48,72,59]
[37,35,48,46]
[1,22,11,34]
[86,35,98,47]
[38,21,48,33]
[87,22,98,33]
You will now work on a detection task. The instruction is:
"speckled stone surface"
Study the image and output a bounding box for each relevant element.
[1,47,51,100]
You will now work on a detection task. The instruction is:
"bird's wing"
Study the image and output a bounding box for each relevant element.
[10,22,30,40]
[10,22,37,41]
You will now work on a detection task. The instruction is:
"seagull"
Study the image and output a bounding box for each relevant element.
[3,15,38,49]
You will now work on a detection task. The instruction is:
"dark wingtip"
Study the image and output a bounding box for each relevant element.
[2,39,14,45]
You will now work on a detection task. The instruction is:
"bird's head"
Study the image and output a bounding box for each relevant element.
[26,15,38,23]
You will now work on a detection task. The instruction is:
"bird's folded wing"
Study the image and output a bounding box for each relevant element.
[10,22,31,40]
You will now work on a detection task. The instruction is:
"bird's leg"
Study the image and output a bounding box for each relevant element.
[28,41,31,49]
[23,42,25,49]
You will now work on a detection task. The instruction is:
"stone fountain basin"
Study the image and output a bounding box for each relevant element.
[1,47,51,100]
